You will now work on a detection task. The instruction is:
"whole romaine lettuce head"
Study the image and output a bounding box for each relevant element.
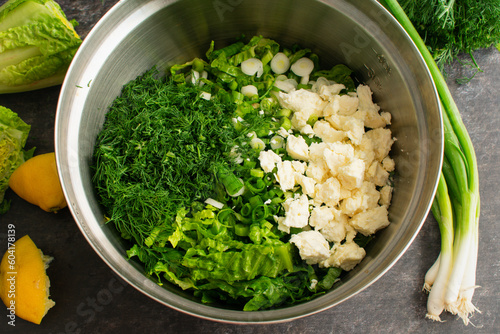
[0,0,82,94]
[0,105,32,213]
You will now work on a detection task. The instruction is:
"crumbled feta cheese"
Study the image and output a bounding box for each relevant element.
[318,83,345,101]
[322,98,339,117]
[320,220,347,243]
[339,187,352,201]
[308,142,329,161]
[327,142,355,160]
[379,185,393,206]
[258,150,282,173]
[286,135,309,161]
[323,94,360,117]
[323,147,351,176]
[309,206,335,230]
[290,230,330,265]
[349,205,390,236]
[291,160,307,174]
[298,123,316,136]
[282,194,310,229]
[337,158,365,190]
[279,89,327,131]
[327,114,365,145]
[277,127,291,138]
[365,128,395,161]
[344,119,365,145]
[313,120,346,143]
[309,206,350,243]
[306,160,330,183]
[314,177,341,207]
[380,111,392,125]
[354,85,390,129]
[276,160,296,191]
[354,134,376,166]
[290,112,308,132]
[337,94,359,116]
[365,160,390,187]
[382,156,395,172]
[321,241,366,271]
[275,215,289,233]
[267,82,395,272]
[296,174,316,196]
[339,181,380,216]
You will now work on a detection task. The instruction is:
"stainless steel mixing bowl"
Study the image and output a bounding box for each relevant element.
[55,0,443,323]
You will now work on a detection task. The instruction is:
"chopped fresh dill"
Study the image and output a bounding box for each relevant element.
[92,68,241,243]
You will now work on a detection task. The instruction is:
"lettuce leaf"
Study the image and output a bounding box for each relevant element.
[0,105,33,213]
[311,64,356,91]
[0,0,82,93]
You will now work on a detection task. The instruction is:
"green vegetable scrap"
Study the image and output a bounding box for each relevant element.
[0,0,82,93]
[93,36,362,311]
[0,105,34,213]
[397,0,500,79]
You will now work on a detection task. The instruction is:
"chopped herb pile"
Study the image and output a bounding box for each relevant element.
[93,70,241,242]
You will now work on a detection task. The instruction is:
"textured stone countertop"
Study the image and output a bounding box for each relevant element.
[1,1,499,333]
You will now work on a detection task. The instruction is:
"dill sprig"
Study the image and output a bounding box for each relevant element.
[92,68,240,244]
[398,0,500,75]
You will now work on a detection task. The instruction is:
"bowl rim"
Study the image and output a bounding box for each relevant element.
[55,0,443,324]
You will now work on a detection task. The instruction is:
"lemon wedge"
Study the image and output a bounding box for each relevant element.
[0,235,55,325]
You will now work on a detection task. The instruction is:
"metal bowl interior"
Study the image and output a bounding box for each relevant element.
[55,0,442,324]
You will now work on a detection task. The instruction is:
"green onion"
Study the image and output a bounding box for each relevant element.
[241,57,264,77]
[270,52,290,74]
[240,203,253,217]
[280,117,292,130]
[245,177,267,194]
[251,204,269,221]
[426,174,454,321]
[381,0,481,325]
[250,168,265,178]
[217,165,245,197]
[241,85,258,98]
[260,49,274,66]
[270,135,285,150]
[235,223,250,236]
[275,108,292,117]
[290,57,314,84]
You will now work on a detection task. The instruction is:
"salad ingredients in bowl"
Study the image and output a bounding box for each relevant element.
[92,36,396,311]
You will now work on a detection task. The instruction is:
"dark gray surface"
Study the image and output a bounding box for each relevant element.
[1,1,499,333]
